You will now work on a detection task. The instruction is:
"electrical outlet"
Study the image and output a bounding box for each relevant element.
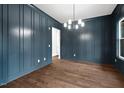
[44,57,46,61]
[115,59,117,62]
[38,59,40,63]
[73,53,76,57]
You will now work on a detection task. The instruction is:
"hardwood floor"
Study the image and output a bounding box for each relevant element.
[1,58,124,88]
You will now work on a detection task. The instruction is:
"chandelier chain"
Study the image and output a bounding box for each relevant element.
[73,4,75,21]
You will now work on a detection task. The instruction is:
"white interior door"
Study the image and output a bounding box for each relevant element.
[52,27,60,59]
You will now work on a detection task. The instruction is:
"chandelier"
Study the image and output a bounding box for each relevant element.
[63,4,85,30]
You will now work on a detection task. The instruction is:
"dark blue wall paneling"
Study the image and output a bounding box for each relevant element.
[23,5,32,71]
[0,4,61,85]
[61,15,112,64]
[2,5,8,84]
[8,4,20,80]
[0,4,2,84]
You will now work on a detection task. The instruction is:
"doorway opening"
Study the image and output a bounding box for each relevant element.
[52,27,61,60]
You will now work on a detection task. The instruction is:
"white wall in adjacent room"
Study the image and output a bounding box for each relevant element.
[52,27,60,59]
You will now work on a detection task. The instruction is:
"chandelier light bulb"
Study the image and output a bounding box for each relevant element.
[75,25,79,29]
[63,5,85,30]
[78,19,82,24]
[64,23,67,27]
[81,22,85,27]
[68,19,72,24]
[68,25,71,29]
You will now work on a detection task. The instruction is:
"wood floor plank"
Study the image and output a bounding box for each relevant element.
[1,57,124,88]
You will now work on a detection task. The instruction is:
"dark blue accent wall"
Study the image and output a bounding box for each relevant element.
[111,4,124,74]
[0,4,61,85]
[61,15,112,64]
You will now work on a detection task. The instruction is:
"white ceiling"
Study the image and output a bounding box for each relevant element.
[35,4,117,23]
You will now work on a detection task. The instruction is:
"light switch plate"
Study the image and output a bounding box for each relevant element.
[48,44,50,47]
[49,27,51,30]
[115,59,117,62]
